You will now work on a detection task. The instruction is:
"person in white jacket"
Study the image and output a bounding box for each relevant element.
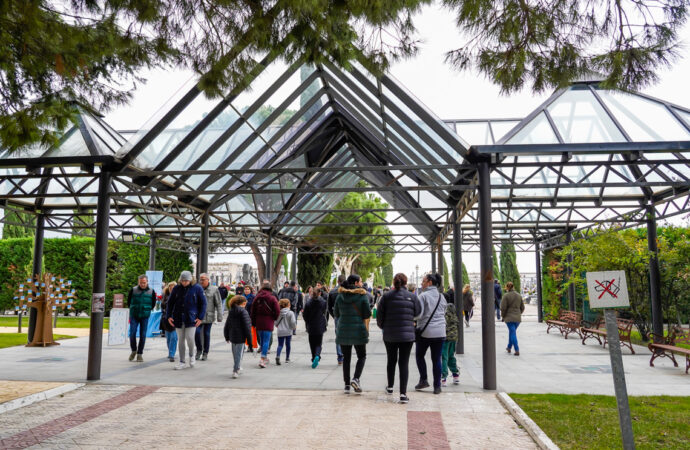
[414,272,447,394]
[275,298,296,365]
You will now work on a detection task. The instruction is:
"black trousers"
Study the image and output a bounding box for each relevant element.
[384,341,414,394]
[341,344,366,384]
[308,333,323,361]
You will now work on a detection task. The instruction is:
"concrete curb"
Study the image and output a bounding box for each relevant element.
[497,392,560,450]
[0,383,84,414]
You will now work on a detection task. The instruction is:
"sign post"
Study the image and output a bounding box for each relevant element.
[586,271,635,450]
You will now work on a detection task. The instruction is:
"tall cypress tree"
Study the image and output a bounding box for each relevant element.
[492,246,501,285]
[500,241,521,292]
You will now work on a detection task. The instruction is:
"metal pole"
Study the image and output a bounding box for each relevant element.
[647,205,663,337]
[290,247,297,282]
[266,235,273,284]
[28,213,45,343]
[199,214,209,275]
[604,309,636,450]
[431,244,436,273]
[437,237,444,280]
[148,232,156,271]
[478,161,496,390]
[87,171,111,381]
[453,212,464,355]
[566,230,576,311]
[535,240,544,323]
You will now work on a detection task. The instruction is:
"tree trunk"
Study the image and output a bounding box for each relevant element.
[249,243,266,281]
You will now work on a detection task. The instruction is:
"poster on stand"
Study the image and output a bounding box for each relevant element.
[108,308,129,345]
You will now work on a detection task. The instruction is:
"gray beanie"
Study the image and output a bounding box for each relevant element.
[180,271,193,282]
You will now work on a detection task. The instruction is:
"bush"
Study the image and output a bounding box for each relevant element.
[0,238,32,312]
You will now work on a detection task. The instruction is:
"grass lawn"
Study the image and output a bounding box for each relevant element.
[511,394,690,449]
[0,333,76,349]
[0,316,108,329]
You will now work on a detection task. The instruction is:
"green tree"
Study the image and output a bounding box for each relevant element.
[2,208,35,239]
[297,247,333,289]
[442,254,450,290]
[500,241,521,292]
[0,238,33,311]
[310,184,394,281]
[71,210,94,237]
[374,267,385,287]
[449,246,470,289]
[492,246,501,285]
[44,237,94,314]
[382,263,394,287]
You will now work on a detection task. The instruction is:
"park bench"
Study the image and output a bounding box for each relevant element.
[545,310,582,339]
[581,316,636,354]
[648,328,690,374]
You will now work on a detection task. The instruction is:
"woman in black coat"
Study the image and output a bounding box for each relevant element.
[376,273,422,404]
[302,287,328,368]
[224,295,252,378]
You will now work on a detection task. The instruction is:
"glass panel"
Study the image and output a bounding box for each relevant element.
[547,88,625,143]
[597,90,690,141]
[506,112,559,144]
[491,121,520,142]
[455,122,492,145]
[672,107,690,129]
[41,129,90,157]
[82,114,126,154]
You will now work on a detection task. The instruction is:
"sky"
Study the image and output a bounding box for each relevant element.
[102,2,690,278]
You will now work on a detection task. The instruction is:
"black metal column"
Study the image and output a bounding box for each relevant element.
[148,232,156,271]
[535,240,544,323]
[290,247,297,282]
[566,230,576,311]
[28,213,46,343]
[199,214,209,277]
[87,171,111,381]
[266,235,273,283]
[431,244,436,273]
[452,211,464,354]
[437,239,444,280]
[647,205,663,337]
[478,161,496,390]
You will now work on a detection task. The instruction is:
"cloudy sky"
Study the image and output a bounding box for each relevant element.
[104,2,690,278]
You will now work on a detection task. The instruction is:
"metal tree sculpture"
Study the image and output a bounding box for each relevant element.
[15,273,76,347]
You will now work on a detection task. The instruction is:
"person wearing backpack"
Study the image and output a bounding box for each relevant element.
[376,273,421,404]
[414,272,447,394]
[224,294,253,378]
[303,287,328,368]
[127,275,157,362]
[250,281,280,368]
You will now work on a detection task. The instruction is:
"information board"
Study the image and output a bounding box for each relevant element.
[146,270,164,297]
[108,308,129,345]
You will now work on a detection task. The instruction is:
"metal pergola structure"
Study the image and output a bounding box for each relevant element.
[2,46,690,388]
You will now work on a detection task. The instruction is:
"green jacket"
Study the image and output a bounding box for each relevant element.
[445,303,459,341]
[334,287,371,346]
[500,290,525,323]
[128,286,156,320]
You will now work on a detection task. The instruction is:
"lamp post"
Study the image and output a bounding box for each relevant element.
[415,265,419,286]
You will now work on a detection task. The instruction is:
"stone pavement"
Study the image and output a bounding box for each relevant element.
[0,302,687,395]
[0,384,537,449]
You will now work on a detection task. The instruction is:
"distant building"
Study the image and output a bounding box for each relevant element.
[206,262,258,286]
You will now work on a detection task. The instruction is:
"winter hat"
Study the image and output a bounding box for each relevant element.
[180,271,193,282]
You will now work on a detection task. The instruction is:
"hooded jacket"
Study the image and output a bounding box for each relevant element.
[250,288,280,331]
[166,283,207,328]
[500,290,525,323]
[334,287,371,346]
[415,285,447,339]
[303,296,328,335]
[201,284,223,324]
[376,287,421,343]
[275,307,297,337]
[224,305,252,344]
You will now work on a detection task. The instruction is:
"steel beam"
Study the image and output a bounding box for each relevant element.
[647,205,663,337]
[28,213,45,343]
[566,230,576,311]
[478,161,496,390]
[148,232,156,271]
[452,211,464,354]
[290,247,297,282]
[535,240,544,323]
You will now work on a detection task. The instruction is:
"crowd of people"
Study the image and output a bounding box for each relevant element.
[125,269,524,404]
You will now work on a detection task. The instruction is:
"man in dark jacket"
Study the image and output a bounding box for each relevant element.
[302,287,328,368]
[127,275,157,362]
[166,271,207,370]
[494,279,503,320]
[328,274,347,365]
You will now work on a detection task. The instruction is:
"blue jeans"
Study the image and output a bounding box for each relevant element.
[258,330,272,357]
[334,317,343,360]
[277,336,292,359]
[195,323,213,355]
[415,337,444,388]
[506,322,520,352]
[166,328,178,358]
[129,316,149,354]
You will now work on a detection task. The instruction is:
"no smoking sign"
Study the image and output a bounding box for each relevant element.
[586,271,630,308]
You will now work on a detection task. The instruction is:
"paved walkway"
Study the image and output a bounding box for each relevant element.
[0,384,537,449]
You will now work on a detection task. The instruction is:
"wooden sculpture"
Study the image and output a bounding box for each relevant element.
[14,273,76,347]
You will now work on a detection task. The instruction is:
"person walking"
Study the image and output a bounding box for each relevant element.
[441,301,460,386]
[166,271,207,370]
[414,273,447,394]
[275,298,296,365]
[376,273,421,404]
[250,281,280,368]
[328,275,346,365]
[127,275,157,362]
[161,281,178,361]
[243,285,256,353]
[462,284,475,327]
[278,281,300,335]
[224,294,252,378]
[500,282,525,356]
[302,286,328,368]
[494,279,503,320]
[335,274,371,394]
[195,273,223,361]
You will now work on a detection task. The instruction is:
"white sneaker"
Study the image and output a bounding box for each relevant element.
[232,371,239,379]
[174,362,186,370]
[189,357,196,368]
